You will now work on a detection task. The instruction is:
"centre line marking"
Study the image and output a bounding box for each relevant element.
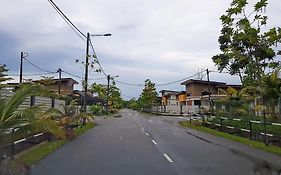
[146,132,149,136]
[152,140,157,145]
[163,154,173,163]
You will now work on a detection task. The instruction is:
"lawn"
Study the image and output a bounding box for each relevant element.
[19,122,95,166]
[179,121,281,156]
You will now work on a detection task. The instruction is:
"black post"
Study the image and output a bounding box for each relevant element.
[107,75,110,114]
[220,118,223,131]
[58,68,62,94]
[11,128,15,159]
[19,52,23,83]
[83,32,90,113]
[180,105,183,115]
[190,114,192,124]
[249,121,253,140]
[263,98,268,145]
[206,69,214,115]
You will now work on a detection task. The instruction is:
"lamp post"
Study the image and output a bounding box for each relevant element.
[82,33,111,113]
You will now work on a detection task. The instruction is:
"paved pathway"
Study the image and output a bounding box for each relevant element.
[32,109,281,175]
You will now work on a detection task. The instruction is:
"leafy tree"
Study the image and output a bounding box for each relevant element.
[0,64,12,89]
[36,76,55,86]
[139,79,157,109]
[212,0,281,85]
[90,83,123,110]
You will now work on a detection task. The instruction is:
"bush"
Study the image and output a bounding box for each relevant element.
[89,105,103,115]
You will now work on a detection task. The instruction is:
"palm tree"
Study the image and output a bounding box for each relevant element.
[243,68,281,121]
[217,87,252,118]
[0,84,65,144]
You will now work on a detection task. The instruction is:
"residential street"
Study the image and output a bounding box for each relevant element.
[32,109,281,175]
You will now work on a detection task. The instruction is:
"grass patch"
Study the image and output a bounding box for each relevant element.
[19,140,67,166]
[179,121,281,156]
[74,122,95,136]
[19,122,95,166]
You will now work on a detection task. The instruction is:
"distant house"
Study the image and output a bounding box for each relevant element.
[8,78,79,95]
[181,79,242,112]
[38,78,78,95]
[160,90,180,106]
[158,79,242,114]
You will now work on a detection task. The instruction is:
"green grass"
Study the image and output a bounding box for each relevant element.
[19,140,67,166]
[74,122,95,136]
[19,122,95,166]
[179,121,281,156]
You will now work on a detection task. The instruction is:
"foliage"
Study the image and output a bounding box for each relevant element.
[179,121,281,156]
[125,98,142,110]
[91,83,123,110]
[139,79,158,109]
[89,104,103,114]
[0,64,12,90]
[0,84,65,143]
[36,76,55,86]
[216,87,251,118]
[212,0,281,85]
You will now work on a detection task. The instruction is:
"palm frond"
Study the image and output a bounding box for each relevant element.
[12,119,65,141]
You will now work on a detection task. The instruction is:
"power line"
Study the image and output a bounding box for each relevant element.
[8,72,57,77]
[47,0,86,41]
[89,39,108,77]
[114,70,207,87]
[62,70,107,80]
[23,57,55,73]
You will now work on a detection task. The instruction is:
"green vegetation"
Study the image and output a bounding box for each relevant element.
[124,79,160,111]
[74,122,95,136]
[19,122,94,166]
[179,121,281,156]
[91,83,123,111]
[19,140,67,166]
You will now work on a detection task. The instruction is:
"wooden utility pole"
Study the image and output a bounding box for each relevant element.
[57,68,62,94]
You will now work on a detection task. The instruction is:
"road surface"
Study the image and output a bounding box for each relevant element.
[32,109,281,175]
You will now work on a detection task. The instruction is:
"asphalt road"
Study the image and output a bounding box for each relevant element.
[32,109,281,175]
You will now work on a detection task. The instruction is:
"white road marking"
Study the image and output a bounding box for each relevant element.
[146,132,149,136]
[152,140,157,145]
[163,154,173,163]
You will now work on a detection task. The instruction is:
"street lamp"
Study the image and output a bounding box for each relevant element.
[82,32,111,113]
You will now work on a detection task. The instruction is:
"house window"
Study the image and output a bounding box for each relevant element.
[176,102,178,106]
[194,100,201,106]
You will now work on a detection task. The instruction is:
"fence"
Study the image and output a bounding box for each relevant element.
[0,133,50,159]
[186,115,281,147]
[151,105,200,115]
[1,90,65,113]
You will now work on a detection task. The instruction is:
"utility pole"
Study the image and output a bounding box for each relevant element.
[19,52,28,83]
[57,68,62,94]
[206,68,214,115]
[19,52,23,83]
[83,32,90,113]
[107,75,110,114]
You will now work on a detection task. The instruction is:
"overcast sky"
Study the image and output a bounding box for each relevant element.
[1,0,280,99]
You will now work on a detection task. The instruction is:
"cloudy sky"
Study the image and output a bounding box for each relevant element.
[1,0,281,99]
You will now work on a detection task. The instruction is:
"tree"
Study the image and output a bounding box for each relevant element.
[90,83,123,110]
[139,79,158,110]
[0,84,65,144]
[0,64,12,89]
[212,0,281,86]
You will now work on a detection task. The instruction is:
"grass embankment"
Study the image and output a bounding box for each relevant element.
[179,121,281,156]
[19,122,95,166]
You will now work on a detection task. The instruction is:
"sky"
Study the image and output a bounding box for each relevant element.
[0,0,281,99]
